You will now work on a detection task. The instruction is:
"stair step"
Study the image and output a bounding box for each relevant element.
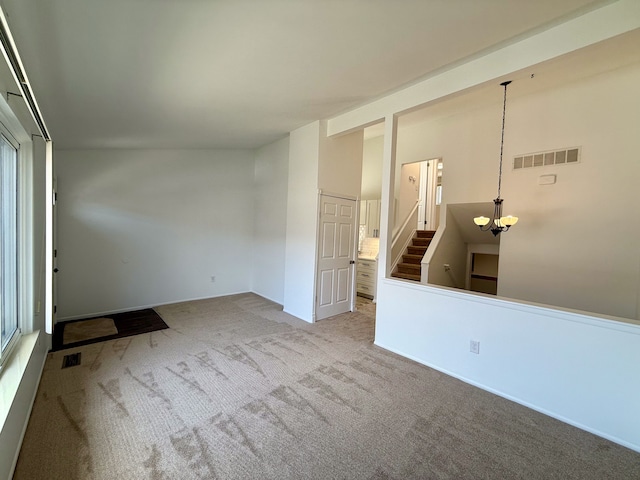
[416,230,436,239]
[397,263,421,275]
[407,245,427,255]
[391,271,421,282]
[402,254,422,264]
[412,238,432,247]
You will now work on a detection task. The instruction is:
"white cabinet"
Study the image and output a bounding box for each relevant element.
[366,200,381,238]
[360,199,381,238]
[356,258,377,300]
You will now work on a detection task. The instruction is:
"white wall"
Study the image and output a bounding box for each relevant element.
[283,122,321,322]
[55,149,255,319]
[283,121,364,322]
[317,121,363,198]
[252,137,290,305]
[425,209,466,289]
[498,65,640,320]
[396,162,420,228]
[375,280,640,452]
[396,63,640,321]
[361,135,383,200]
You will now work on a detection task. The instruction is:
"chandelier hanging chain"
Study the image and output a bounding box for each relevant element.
[497,80,510,199]
[473,79,518,236]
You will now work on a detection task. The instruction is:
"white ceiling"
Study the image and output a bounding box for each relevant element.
[2,0,611,150]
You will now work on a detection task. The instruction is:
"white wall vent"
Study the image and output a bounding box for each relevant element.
[513,147,580,170]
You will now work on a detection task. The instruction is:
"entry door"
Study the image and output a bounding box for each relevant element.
[316,194,356,320]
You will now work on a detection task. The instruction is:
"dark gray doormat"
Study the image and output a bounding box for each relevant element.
[52,308,169,351]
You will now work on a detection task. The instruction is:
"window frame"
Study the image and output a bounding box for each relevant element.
[0,117,30,370]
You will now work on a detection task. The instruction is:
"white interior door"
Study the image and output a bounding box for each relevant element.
[316,194,356,320]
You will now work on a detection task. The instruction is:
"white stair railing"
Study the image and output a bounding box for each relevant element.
[390,200,419,273]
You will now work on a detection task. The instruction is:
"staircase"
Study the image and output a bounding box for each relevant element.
[391,230,436,282]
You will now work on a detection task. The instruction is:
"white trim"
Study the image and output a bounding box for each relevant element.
[44,142,53,333]
[18,141,33,335]
[0,101,31,366]
[380,277,640,332]
[378,115,398,278]
[312,190,322,323]
[0,96,30,145]
[317,189,358,201]
[417,161,428,229]
[425,159,440,228]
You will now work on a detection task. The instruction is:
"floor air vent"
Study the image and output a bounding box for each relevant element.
[61,352,81,369]
[514,147,580,170]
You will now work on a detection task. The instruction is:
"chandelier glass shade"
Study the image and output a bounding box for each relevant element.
[473,198,518,236]
[473,80,518,236]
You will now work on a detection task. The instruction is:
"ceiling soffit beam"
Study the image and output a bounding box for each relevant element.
[326,0,640,137]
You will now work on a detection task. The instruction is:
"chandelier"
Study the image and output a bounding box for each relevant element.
[473,80,518,236]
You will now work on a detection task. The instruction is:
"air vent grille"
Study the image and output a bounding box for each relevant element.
[62,352,81,369]
[514,147,580,170]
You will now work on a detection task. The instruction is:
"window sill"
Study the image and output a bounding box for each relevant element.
[0,331,40,430]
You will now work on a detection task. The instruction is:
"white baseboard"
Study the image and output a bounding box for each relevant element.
[373,340,640,454]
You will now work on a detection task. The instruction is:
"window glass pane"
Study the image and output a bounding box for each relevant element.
[1,135,18,352]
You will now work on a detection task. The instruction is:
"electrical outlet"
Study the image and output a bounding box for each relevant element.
[470,340,480,354]
[210,275,216,283]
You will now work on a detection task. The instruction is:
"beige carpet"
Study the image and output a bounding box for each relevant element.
[62,317,118,344]
[15,293,640,479]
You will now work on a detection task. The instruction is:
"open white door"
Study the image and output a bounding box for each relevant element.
[417,159,441,231]
[316,194,357,320]
[417,161,429,230]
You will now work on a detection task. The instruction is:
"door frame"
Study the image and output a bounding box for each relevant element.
[313,190,359,322]
[52,177,58,330]
[417,158,441,230]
